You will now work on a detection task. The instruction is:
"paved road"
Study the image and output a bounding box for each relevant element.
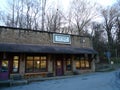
[1,70,120,90]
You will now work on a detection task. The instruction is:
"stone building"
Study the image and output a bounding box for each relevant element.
[0,26,97,80]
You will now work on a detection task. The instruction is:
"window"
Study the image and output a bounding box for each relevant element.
[76,60,80,69]
[75,57,90,69]
[26,56,47,73]
[26,56,33,72]
[41,56,47,71]
[1,60,8,72]
[66,59,72,71]
[34,57,40,72]
[12,56,19,73]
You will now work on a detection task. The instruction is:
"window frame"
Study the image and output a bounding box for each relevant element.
[75,56,90,70]
[25,56,48,73]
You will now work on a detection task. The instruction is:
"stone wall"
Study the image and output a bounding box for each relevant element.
[0,26,93,48]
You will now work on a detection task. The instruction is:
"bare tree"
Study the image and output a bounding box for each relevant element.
[70,0,97,35]
[115,16,120,57]
[114,0,120,57]
[91,22,108,62]
[101,6,118,51]
[0,0,43,30]
[46,9,62,32]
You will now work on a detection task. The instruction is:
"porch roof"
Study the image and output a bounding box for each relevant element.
[0,43,97,54]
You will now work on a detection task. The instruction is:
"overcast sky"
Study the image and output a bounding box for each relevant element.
[48,0,117,12]
[0,0,117,11]
[94,0,116,6]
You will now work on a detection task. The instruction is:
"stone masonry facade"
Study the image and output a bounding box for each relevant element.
[0,26,93,48]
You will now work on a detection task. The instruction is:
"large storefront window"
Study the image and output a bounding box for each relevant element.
[12,56,19,73]
[66,59,72,71]
[75,57,90,69]
[26,56,47,73]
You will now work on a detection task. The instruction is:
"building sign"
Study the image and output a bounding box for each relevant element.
[53,34,71,44]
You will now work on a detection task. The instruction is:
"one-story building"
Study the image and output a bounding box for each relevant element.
[0,26,97,80]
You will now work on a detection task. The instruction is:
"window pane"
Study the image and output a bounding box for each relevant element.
[41,56,46,60]
[1,60,8,72]
[12,56,19,73]
[57,61,61,68]
[81,60,85,67]
[34,57,40,60]
[14,56,19,59]
[76,61,80,69]
[13,60,19,72]
[27,56,33,60]
[41,61,46,71]
[34,61,40,72]
[85,61,89,68]
[66,59,71,71]
[26,61,33,72]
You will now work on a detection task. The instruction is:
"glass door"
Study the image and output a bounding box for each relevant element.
[0,60,9,80]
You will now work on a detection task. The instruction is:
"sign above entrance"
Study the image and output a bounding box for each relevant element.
[53,34,71,44]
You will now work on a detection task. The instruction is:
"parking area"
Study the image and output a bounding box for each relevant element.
[1,70,120,90]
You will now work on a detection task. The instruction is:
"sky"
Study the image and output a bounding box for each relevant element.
[0,0,117,25]
[93,0,116,6]
[61,0,117,11]
[0,0,117,11]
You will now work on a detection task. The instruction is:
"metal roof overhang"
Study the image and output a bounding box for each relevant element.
[0,43,97,54]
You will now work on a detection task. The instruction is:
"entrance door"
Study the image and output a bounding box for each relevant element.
[56,60,63,76]
[0,60,9,80]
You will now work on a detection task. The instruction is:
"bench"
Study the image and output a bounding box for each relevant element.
[24,72,47,79]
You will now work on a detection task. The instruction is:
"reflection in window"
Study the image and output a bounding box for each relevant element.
[26,56,47,73]
[66,59,72,71]
[12,56,19,73]
[1,60,8,72]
